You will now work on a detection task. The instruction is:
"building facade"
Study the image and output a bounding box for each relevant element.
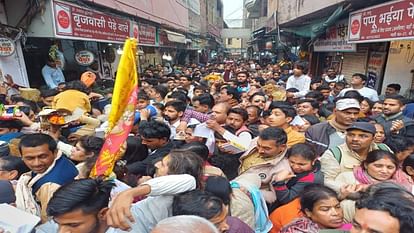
[1,0,222,88]
[247,0,414,96]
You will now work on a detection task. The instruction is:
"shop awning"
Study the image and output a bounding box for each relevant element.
[164,30,186,44]
[282,4,349,40]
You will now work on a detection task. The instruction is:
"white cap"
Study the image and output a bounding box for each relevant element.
[336,98,360,111]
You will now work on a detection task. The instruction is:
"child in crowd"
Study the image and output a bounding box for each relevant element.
[403,154,414,182]
[272,143,323,206]
[134,92,158,123]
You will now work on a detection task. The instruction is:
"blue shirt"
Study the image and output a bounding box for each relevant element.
[41,65,65,89]
[0,132,23,142]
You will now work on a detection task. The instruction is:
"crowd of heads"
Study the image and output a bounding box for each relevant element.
[1,60,414,233]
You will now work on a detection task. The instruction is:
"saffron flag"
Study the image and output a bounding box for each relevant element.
[90,38,138,178]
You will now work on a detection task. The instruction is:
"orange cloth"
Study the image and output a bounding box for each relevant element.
[269,198,303,233]
[80,71,96,87]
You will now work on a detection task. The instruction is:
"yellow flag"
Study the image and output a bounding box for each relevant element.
[90,38,138,178]
[107,38,138,131]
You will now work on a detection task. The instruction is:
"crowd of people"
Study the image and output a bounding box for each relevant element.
[1,60,414,233]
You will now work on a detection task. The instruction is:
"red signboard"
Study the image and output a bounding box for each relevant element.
[138,23,156,45]
[159,31,174,47]
[53,0,131,43]
[348,0,414,43]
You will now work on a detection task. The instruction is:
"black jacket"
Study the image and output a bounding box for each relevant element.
[126,141,175,176]
[305,121,338,156]
[374,113,414,138]
[0,94,6,105]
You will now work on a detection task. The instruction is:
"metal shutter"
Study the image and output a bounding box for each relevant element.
[340,44,370,82]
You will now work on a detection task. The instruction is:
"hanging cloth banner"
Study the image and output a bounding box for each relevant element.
[90,38,138,178]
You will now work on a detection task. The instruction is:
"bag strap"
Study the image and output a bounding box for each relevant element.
[377,143,390,152]
[329,146,342,163]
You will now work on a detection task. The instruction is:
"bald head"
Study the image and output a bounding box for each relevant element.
[151,215,219,233]
[215,102,231,111]
[211,103,231,125]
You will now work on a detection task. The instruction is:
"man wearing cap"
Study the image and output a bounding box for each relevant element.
[338,73,379,102]
[320,122,391,192]
[305,98,360,156]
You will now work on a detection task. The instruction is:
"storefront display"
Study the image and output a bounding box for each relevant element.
[366,52,387,89]
[0,23,29,87]
[0,37,15,57]
[348,0,414,95]
[75,50,95,66]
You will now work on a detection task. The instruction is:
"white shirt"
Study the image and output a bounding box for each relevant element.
[286,74,311,98]
[324,75,345,83]
[128,174,196,233]
[165,120,181,140]
[187,85,195,99]
[338,87,379,102]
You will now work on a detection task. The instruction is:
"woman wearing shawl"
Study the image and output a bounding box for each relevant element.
[335,149,412,222]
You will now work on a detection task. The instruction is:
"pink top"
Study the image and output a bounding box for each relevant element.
[340,223,353,230]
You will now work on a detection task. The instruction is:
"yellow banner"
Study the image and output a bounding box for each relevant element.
[90,38,138,178]
[107,38,138,131]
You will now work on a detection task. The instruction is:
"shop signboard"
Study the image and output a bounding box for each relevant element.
[0,37,15,57]
[314,19,356,52]
[75,50,95,66]
[138,23,156,45]
[348,0,414,43]
[52,0,130,43]
[366,52,387,90]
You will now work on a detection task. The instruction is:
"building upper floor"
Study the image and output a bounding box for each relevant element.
[246,0,393,30]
